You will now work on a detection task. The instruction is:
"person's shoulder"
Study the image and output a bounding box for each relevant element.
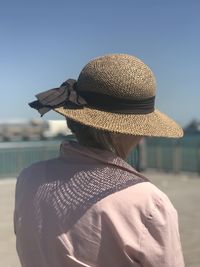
[131,180,174,205]
[97,180,176,218]
[136,181,177,216]
[19,157,58,176]
[16,157,60,187]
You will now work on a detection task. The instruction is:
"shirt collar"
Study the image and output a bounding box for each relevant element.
[60,140,147,180]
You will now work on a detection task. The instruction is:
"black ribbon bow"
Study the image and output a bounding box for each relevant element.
[29,79,87,116]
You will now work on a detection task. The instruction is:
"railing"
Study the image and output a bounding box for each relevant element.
[0,141,60,178]
[146,135,200,174]
[0,138,138,178]
[0,135,200,178]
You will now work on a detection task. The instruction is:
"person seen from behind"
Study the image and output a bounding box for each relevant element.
[14,54,185,266]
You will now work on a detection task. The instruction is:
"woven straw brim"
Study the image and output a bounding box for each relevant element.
[54,107,183,138]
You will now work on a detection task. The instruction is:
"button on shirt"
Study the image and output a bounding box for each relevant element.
[14,141,184,267]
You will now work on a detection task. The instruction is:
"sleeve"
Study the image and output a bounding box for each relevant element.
[138,193,185,267]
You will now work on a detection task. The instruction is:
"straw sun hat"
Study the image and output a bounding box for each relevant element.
[29,54,183,138]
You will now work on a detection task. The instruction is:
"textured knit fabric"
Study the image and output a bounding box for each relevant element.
[14,141,184,267]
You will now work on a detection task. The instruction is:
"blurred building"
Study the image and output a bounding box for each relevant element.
[43,120,71,139]
[0,120,71,141]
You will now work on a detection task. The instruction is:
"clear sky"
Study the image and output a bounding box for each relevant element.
[1,0,200,126]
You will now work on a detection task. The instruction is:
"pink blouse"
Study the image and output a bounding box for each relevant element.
[14,141,184,267]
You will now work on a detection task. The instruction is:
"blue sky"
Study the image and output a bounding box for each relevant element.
[1,0,200,126]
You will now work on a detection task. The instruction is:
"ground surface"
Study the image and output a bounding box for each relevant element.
[0,172,199,267]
